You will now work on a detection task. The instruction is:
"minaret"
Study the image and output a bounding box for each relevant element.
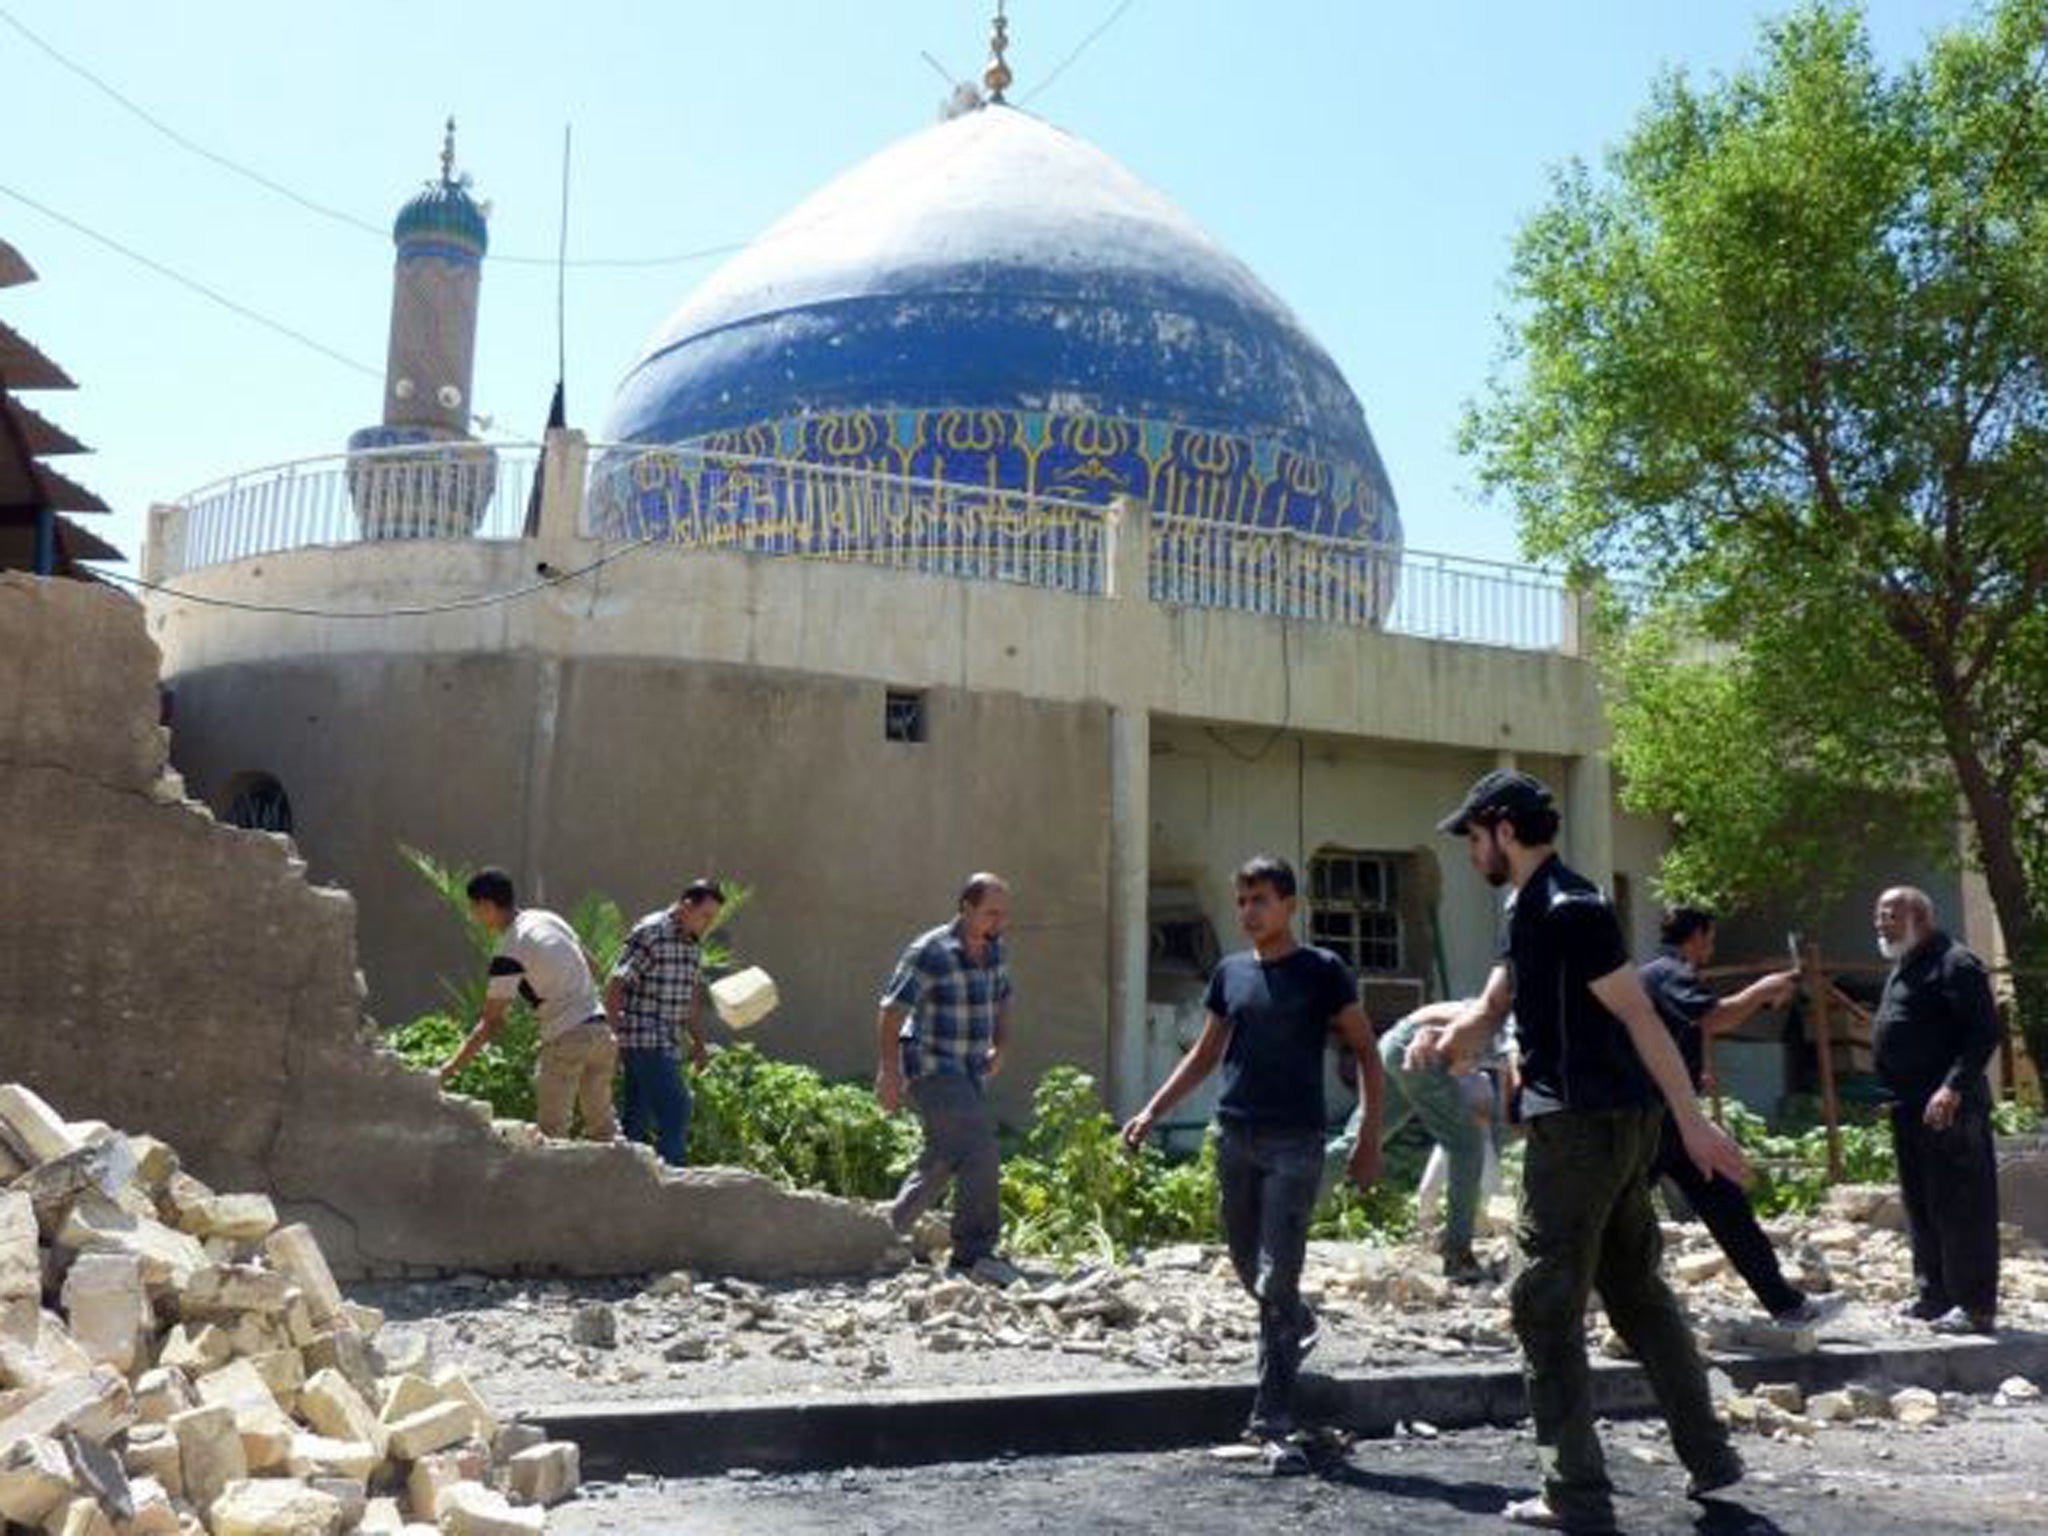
[348,121,497,538]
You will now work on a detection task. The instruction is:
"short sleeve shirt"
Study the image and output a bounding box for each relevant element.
[880,921,1011,1079]
[1638,946,1717,1088]
[1205,945,1358,1130]
[1503,855,1656,1113]
[488,909,604,1042]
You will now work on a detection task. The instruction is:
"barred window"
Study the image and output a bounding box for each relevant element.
[1307,849,1403,972]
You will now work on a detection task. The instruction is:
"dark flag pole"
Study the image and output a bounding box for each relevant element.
[524,125,572,540]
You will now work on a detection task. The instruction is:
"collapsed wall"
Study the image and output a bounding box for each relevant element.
[0,574,897,1280]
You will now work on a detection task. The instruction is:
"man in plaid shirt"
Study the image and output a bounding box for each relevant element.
[876,872,1016,1282]
[605,878,724,1166]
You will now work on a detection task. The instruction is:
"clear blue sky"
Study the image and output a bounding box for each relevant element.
[5,0,1974,568]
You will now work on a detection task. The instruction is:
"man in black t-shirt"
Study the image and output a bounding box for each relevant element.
[1407,771,1748,1533]
[1640,908,1833,1325]
[1122,855,1383,1474]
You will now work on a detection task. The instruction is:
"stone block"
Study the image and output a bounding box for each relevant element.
[0,1363,132,1444]
[487,1424,544,1466]
[208,1477,344,1536]
[1673,1250,1726,1285]
[132,1368,195,1426]
[1806,1390,1855,1423]
[17,1142,134,1231]
[338,1302,383,1337]
[224,1313,291,1361]
[301,1330,379,1400]
[402,1446,485,1521]
[0,1189,39,1301]
[174,1194,278,1246]
[0,1083,84,1166]
[120,1428,183,1499]
[251,1347,306,1411]
[125,1137,178,1193]
[1891,1386,1941,1426]
[60,1253,149,1374]
[435,1483,544,1535]
[179,1264,294,1318]
[260,1228,343,1328]
[0,1433,75,1524]
[383,1400,471,1461]
[305,1476,366,1532]
[503,1442,578,1507]
[196,1359,293,1436]
[47,1494,115,1536]
[57,1195,206,1292]
[300,1368,387,1458]
[429,1367,498,1442]
[358,1496,405,1535]
[169,1402,246,1514]
[1755,1382,1804,1414]
[120,1474,180,1536]
[287,1433,380,1481]
[157,1324,232,1374]
[157,1173,214,1231]
[376,1375,440,1426]
[1844,1383,1892,1419]
[0,1296,94,1389]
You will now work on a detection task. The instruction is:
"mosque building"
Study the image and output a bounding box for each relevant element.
[139,26,1792,1126]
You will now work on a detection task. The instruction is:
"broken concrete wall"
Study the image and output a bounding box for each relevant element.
[0,574,896,1280]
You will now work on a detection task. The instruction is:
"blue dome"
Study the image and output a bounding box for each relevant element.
[394,180,488,257]
[604,106,1396,542]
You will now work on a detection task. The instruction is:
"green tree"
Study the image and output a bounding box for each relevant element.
[1465,1,2048,1070]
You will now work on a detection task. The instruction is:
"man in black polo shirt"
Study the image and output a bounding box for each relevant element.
[1122,855,1383,1474]
[1872,886,2002,1335]
[1640,907,1839,1326]
[1408,771,1747,1533]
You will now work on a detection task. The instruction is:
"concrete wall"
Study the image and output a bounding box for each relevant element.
[0,573,897,1280]
[162,651,1112,1120]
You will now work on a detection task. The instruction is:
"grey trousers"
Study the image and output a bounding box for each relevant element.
[1218,1122,1323,1437]
[890,1072,1001,1267]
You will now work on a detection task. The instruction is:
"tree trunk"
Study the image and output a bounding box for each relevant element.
[1944,735,2048,1095]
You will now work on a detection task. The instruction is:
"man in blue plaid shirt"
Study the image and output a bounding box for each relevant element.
[605,878,724,1166]
[876,872,1015,1282]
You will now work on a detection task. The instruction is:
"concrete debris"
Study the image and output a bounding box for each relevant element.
[0,1081,579,1531]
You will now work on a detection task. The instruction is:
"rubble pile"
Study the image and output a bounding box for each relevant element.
[0,1083,580,1535]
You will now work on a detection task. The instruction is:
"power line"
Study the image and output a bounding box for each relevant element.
[0,179,382,380]
[1022,0,1138,105]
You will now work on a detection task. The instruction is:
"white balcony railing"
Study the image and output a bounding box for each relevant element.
[155,438,1584,654]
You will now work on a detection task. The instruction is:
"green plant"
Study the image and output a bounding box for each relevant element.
[687,1042,919,1196]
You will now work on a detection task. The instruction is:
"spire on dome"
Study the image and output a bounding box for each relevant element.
[440,117,457,184]
[982,2,1012,104]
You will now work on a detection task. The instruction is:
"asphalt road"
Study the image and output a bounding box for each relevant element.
[553,1401,2048,1535]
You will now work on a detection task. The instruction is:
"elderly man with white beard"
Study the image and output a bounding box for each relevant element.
[1872,886,2004,1336]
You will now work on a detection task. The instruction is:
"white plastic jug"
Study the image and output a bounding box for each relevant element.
[709,966,779,1030]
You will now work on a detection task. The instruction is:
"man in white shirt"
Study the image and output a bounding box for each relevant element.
[437,867,617,1141]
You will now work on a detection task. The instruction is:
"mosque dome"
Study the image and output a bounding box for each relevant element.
[604,104,1396,543]
[394,179,488,256]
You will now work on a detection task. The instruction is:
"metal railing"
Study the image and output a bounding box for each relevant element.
[1152,517,1573,652]
[583,444,1109,595]
[158,441,1579,652]
[166,442,543,574]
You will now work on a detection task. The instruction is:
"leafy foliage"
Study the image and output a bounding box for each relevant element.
[689,1043,920,1198]
[1463,0,2048,1066]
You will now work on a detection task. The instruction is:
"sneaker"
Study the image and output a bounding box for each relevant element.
[1895,1296,1948,1323]
[1443,1247,1487,1286]
[1685,1451,1746,1500]
[957,1254,1024,1288]
[1501,1494,1616,1532]
[1297,1304,1321,1363]
[1263,1439,1310,1477]
[1928,1306,1997,1337]
[1771,1293,1847,1328]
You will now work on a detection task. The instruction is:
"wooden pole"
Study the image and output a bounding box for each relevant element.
[1802,940,1844,1183]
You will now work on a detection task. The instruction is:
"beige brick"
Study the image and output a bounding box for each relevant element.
[120,1427,184,1499]
[259,1228,342,1328]
[47,1494,115,1536]
[0,1364,134,1444]
[0,1190,38,1302]
[429,1367,499,1442]
[304,1476,366,1532]
[60,1252,149,1374]
[0,1084,84,1166]
[503,1441,579,1507]
[358,1496,405,1535]
[283,1294,319,1349]
[436,1482,544,1535]
[0,1297,94,1390]
[195,1359,293,1437]
[179,1264,294,1319]
[157,1173,215,1232]
[223,1314,291,1361]
[338,1302,383,1337]
[1674,1250,1726,1284]
[175,1195,277,1246]
[287,1433,380,1481]
[169,1402,246,1514]
[125,1137,178,1193]
[207,1477,344,1536]
[0,1433,75,1524]
[383,1400,472,1461]
[376,1375,440,1426]
[402,1446,486,1522]
[300,1369,387,1458]
[238,1420,295,1474]
[119,1474,181,1536]
[156,1324,232,1375]
[58,1195,206,1292]
[300,1329,378,1400]
[132,1367,197,1425]
[251,1348,306,1412]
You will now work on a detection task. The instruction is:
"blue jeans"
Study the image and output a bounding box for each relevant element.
[619,1047,691,1166]
[1217,1122,1323,1437]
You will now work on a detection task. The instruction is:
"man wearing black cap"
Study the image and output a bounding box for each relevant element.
[1408,769,1749,1533]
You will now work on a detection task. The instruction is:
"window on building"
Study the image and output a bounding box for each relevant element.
[222,771,293,835]
[884,689,927,743]
[1307,849,1403,972]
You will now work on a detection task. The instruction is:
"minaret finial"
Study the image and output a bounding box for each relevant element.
[440,117,457,184]
[982,1,1012,104]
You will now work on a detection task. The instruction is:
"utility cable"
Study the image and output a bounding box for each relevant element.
[1021,0,1138,105]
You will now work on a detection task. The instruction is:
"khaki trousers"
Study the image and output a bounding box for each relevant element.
[534,1020,619,1140]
